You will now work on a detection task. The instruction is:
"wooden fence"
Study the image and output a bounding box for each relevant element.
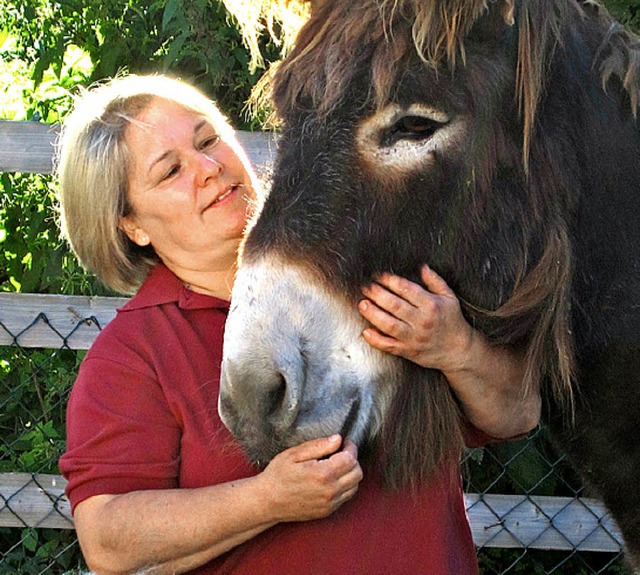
[0,120,625,554]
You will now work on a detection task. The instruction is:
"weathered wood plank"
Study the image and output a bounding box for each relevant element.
[0,473,623,553]
[0,120,58,174]
[466,493,623,552]
[0,293,127,349]
[0,120,277,175]
[0,473,73,529]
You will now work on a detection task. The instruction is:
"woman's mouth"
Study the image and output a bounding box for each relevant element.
[206,185,240,210]
[214,186,237,204]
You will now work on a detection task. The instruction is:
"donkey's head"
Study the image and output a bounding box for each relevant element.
[220,0,587,484]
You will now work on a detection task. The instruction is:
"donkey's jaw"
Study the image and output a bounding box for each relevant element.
[219,258,395,464]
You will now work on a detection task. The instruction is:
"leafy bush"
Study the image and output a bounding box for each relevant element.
[0,0,278,127]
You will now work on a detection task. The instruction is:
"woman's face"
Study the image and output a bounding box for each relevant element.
[121,97,256,274]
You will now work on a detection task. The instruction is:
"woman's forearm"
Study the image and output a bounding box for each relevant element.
[442,332,540,438]
[74,436,362,575]
[75,477,278,574]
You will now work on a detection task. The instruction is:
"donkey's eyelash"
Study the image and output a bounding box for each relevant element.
[381,115,445,147]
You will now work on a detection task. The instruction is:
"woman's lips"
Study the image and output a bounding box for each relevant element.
[204,184,239,211]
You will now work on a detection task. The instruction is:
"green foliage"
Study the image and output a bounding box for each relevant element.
[604,0,640,30]
[478,548,629,575]
[0,345,86,571]
[0,0,279,127]
[0,347,82,473]
[0,527,84,574]
[0,172,110,295]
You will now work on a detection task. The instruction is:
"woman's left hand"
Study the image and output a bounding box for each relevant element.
[358,264,539,439]
[358,264,473,372]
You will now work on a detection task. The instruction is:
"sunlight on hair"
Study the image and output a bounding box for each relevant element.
[222,0,310,71]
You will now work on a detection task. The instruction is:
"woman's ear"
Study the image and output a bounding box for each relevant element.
[120,216,151,246]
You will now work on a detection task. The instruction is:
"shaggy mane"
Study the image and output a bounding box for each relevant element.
[230,0,640,162]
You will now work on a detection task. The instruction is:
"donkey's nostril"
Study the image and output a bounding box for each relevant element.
[266,373,288,418]
[265,369,301,432]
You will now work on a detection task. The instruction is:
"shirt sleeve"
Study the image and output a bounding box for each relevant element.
[463,419,530,448]
[59,348,181,513]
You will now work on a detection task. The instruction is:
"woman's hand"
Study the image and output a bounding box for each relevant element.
[358,264,474,372]
[260,435,363,522]
[358,265,539,439]
[74,435,362,575]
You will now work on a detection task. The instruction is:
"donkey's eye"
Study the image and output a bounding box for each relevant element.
[382,115,445,147]
[356,104,463,172]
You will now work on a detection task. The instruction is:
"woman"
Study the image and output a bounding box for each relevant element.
[57,74,538,575]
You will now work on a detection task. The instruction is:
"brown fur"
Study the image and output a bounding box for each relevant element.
[228,0,640,489]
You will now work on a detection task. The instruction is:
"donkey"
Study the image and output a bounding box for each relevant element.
[219,0,640,567]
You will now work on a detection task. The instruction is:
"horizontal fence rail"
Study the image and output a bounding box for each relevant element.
[0,471,625,552]
[0,120,279,176]
[0,293,128,349]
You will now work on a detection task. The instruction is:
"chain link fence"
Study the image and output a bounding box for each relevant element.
[0,297,631,574]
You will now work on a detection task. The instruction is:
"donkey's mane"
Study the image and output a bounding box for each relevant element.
[229,0,640,159]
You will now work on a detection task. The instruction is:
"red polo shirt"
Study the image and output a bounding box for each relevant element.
[60,263,478,574]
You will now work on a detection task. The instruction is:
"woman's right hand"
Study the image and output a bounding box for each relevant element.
[259,435,363,522]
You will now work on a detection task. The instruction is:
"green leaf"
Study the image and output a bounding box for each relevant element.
[163,29,189,69]
[21,528,38,553]
[0,27,9,50]
[162,0,181,31]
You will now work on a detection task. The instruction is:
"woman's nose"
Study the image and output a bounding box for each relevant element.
[196,152,223,186]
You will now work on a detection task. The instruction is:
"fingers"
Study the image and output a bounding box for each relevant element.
[358,297,410,342]
[358,265,466,367]
[364,265,453,305]
[320,438,361,477]
[286,434,343,463]
[362,275,422,312]
[262,436,363,523]
[340,438,358,460]
[358,265,455,334]
[360,320,403,355]
[418,264,455,297]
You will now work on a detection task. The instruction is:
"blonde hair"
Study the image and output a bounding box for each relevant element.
[56,74,233,294]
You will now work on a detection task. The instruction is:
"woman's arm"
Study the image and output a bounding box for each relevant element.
[75,436,361,575]
[358,265,540,439]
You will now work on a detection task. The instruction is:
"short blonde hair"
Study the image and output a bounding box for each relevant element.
[56,74,235,294]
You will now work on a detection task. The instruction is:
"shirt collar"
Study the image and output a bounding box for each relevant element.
[119,263,230,312]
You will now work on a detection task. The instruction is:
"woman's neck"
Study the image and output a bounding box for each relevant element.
[168,261,237,301]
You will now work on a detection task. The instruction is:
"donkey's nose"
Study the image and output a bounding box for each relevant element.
[219,355,303,437]
[265,371,300,427]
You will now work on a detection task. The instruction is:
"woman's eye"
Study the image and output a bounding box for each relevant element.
[381,115,444,147]
[162,164,181,181]
[200,134,220,150]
